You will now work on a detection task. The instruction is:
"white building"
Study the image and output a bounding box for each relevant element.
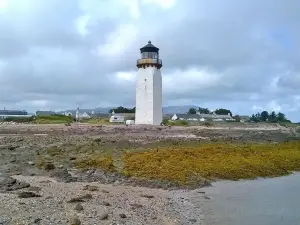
[135,41,163,125]
[172,114,178,121]
[79,112,91,119]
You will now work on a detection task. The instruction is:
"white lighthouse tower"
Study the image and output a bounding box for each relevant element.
[135,41,163,125]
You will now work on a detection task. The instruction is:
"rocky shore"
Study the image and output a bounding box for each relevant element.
[0,123,299,224]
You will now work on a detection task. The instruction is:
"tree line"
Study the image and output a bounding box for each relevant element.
[109,106,135,113]
[188,107,292,123]
[249,111,290,123]
[188,107,232,116]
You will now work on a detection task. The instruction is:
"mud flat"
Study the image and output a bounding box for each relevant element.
[0,123,299,224]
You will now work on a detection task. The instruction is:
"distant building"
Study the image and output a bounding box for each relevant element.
[63,112,73,116]
[0,110,28,116]
[79,112,91,119]
[0,109,29,119]
[171,113,233,122]
[36,111,55,116]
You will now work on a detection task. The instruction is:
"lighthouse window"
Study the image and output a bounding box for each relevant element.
[142,52,149,58]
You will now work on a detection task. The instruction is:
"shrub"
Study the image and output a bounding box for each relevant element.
[75,155,115,172]
[36,159,55,170]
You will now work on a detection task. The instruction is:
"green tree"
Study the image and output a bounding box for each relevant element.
[277,112,286,122]
[198,107,210,114]
[188,108,197,114]
[215,108,232,116]
[268,111,277,123]
[109,106,135,113]
[260,111,269,121]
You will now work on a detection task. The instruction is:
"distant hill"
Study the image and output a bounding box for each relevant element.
[56,105,199,115]
[162,105,199,114]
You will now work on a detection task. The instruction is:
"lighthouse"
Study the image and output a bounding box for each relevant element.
[135,41,163,125]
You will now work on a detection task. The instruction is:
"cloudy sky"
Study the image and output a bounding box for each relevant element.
[0,0,299,121]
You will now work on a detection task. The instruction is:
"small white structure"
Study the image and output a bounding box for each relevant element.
[171,114,178,121]
[199,118,206,122]
[126,120,135,125]
[135,41,163,125]
[111,110,115,115]
[109,115,124,123]
[64,112,72,116]
[79,112,91,119]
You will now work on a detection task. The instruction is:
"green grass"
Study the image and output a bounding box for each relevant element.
[86,118,110,124]
[163,119,188,126]
[34,115,72,124]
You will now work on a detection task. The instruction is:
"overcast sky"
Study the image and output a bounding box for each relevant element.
[0,0,299,121]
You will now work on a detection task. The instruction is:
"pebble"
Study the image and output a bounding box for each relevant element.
[69,216,81,225]
[99,212,109,220]
[74,203,84,211]
[119,213,127,218]
[102,201,111,206]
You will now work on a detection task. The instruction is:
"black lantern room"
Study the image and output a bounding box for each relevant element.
[137,41,162,69]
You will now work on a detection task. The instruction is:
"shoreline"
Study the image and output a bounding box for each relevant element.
[1,123,299,224]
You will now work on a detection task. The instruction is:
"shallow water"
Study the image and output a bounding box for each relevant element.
[199,173,300,225]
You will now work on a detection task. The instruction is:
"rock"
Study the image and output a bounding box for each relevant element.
[102,201,111,206]
[67,194,92,203]
[119,214,127,218]
[69,216,81,225]
[189,219,197,223]
[101,189,109,193]
[33,218,42,223]
[18,191,41,198]
[82,185,98,191]
[74,203,84,211]
[50,169,77,183]
[0,175,30,192]
[99,212,108,220]
[203,195,211,199]
[27,161,35,166]
[141,194,154,198]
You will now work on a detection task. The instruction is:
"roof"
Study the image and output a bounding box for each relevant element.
[0,110,28,115]
[36,111,55,115]
[140,41,159,53]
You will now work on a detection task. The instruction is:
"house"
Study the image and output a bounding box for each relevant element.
[171,114,178,120]
[36,111,55,116]
[79,112,91,119]
[63,112,73,116]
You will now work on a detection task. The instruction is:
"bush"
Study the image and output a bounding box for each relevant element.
[3,116,34,123]
[75,155,115,172]
[162,118,169,125]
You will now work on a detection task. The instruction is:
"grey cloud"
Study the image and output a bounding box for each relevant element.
[0,0,299,121]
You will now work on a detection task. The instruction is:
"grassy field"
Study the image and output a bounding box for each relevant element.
[34,115,72,124]
[37,139,300,186]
